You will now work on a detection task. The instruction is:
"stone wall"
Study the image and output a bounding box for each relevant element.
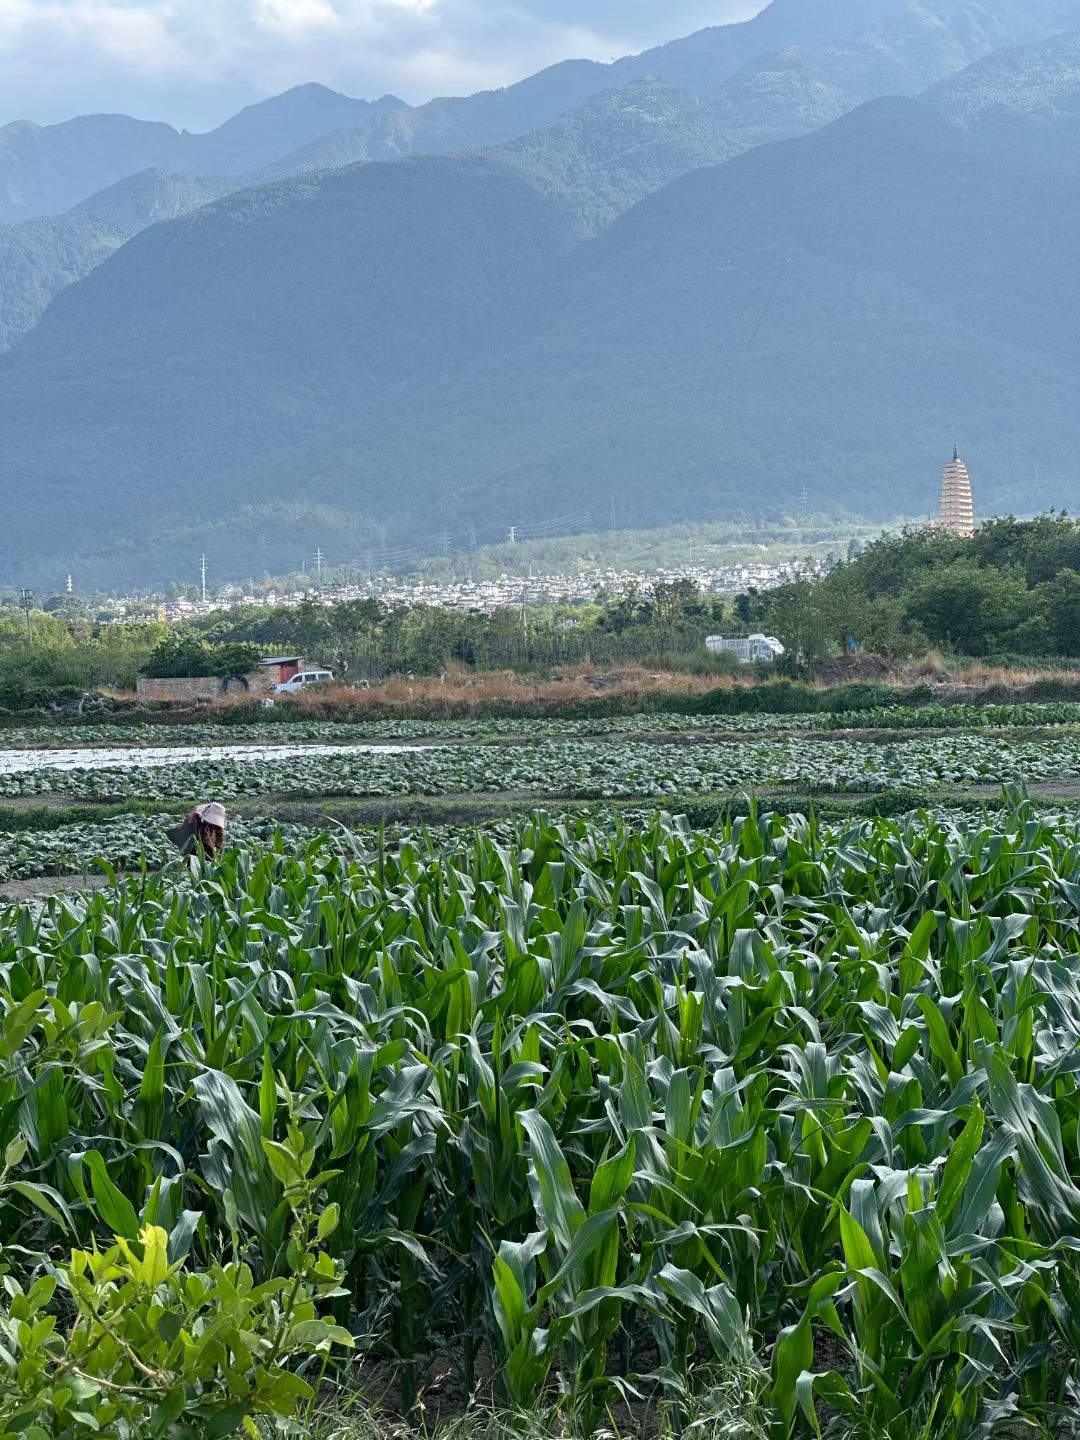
[135,673,268,703]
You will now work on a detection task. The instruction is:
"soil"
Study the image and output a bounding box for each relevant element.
[0,872,130,901]
[232,790,587,828]
[0,794,93,810]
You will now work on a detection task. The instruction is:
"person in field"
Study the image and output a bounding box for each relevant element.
[176,802,228,859]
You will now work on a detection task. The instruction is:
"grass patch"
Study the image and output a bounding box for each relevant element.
[0,799,175,832]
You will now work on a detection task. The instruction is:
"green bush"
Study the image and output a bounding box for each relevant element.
[691,680,821,716]
[0,1128,351,1439]
[143,634,262,679]
[822,682,895,712]
[1024,677,1080,702]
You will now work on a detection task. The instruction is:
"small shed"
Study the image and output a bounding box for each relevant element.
[261,656,303,685]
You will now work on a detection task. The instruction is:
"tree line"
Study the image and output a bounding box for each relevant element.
[745,514,1080,666]
[0,582,738,710]
[180,582,736,678]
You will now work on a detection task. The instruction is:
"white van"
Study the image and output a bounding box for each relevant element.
[275,670,335,693]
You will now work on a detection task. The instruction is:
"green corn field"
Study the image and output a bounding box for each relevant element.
[0,795,1079,1435]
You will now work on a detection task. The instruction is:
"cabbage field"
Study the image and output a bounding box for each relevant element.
[0,803,1079,1438]
[0,730,1079,805]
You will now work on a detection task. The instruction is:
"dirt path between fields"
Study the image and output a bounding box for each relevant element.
[0,873,131,901]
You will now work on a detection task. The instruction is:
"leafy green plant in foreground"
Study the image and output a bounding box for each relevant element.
[0,1124,352,1438]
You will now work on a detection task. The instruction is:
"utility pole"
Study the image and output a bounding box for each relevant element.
[508,526,517,546]
[20,588,33,646]
[200,554,207,604]
[315,549,324,583]
[66,574,73,594]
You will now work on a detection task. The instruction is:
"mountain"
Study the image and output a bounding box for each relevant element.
[5,0,1076,345]
[695,0,1080,138]
[927,27,1080,164]
[0,170,239,350]
[288,0,1080,229]
[0,152,578,579]
[0,0,914,343]
[495,80,746,237]
[0,86,403,224]
[456,96,1077,528]
[270,0,906,174]
[0,1,905,226]
[1,97,1077,585]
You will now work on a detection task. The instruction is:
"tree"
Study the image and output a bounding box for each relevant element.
[1034,568,1080,656]
[142,633,260,678]
[735,589,768,625]
[900,561,1029,656]
[816,563,923,657]
[763,581,832,673]
[652,579,703,624]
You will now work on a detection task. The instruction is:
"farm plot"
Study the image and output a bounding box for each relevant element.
[0,806,1079,1437]
[0,740,426,776]
[0,711,805,750]
[1,731,1079,802]
[5,703,1080,758]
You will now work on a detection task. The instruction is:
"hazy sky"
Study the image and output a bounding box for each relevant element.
[1,0,764,130]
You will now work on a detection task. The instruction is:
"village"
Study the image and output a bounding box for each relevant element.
[150,556,821,623]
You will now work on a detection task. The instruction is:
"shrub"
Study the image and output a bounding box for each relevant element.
[0,1128,352,1439]
[823,682,895,713]
[144,635,262,679]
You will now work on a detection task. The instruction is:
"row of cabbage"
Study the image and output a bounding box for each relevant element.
[4,702,1080,754]
[0,732,1075,801]
[819,702,1080,730]
[0,713,795,750]
[0,806,1078,1437]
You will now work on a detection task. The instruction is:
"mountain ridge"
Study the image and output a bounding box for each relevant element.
[0,85,404,224]
[6,0,1076,349]
[269,0,907,175]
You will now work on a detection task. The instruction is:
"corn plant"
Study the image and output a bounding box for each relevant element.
[0,801,1077,1435]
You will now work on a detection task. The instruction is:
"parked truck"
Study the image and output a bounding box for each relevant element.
[705,633,785,664]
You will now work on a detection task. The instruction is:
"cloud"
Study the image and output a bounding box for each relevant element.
[0,0,762,130]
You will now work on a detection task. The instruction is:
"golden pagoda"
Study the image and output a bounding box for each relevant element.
[938,447,975,537]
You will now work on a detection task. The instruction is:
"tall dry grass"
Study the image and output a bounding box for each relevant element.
[277,666,722,720]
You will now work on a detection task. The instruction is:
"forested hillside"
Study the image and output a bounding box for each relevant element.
[497,0,1080,235]
[928,27,1080,163]
[0,170,239,349]
[6,0,1077,352]
[2,98,1077,585]
[0,0,901,231]
[0,0,907,348]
